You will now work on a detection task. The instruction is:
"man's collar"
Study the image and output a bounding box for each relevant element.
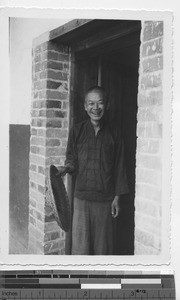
[88,117,105,130]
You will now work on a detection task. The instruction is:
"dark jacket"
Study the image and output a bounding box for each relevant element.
[65,119,129,202]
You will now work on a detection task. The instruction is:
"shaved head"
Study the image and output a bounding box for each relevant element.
[85,86,106,103]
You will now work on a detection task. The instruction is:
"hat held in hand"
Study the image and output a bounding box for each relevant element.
[48,164,71,232]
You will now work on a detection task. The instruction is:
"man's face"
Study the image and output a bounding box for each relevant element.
[84,91,105,122]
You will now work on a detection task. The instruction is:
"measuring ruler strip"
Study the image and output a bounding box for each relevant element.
[0,288,176,299]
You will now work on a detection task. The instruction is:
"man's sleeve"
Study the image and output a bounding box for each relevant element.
[64,127,78,174]
[114,135,129,196]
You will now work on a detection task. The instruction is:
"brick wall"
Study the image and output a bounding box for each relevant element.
[29,40,70,254]
[135,21,163,254]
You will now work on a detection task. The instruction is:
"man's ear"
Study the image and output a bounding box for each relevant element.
[84,102,87,111]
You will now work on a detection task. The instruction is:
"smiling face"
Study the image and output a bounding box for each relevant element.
[84,90,106,123]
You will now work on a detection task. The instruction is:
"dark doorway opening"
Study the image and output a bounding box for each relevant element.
[69,21,140,255]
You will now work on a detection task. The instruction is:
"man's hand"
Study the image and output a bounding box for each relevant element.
[111,196,121,218]
[56,166,68,176]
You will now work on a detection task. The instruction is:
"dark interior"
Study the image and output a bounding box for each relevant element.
[68,21,141,254]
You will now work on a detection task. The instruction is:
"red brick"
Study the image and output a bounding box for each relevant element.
[37,129,46,137]
[136,183,161,202]
[31,119,42,127]
[49,110,66,118]
[135,213,161,236]
[35,53,41,63]
[35,63,41,72]
[29,207,35,217]
[32,100,42,109]
[46,90,68,100]
[137,122,162,138]
[39,109,66,118]
[29,223,44,240]
[30,154,46,166]
[34,45,41,54]
[61,139,67,147]
[33,91,39,99]
[58,53,69,62]
[37,220,44,232]
[143,56,163,73]
[137,106,162,122]
[62,101,69,109]
[35,210,44,222]
[38,184,46,195]
[138,90,163,107]
[46,139,60,147]
[47,70,68,81]
[143,21,163,42]
[44,239,64,253]
[46,100,62,109]
[44,241,53,253]
[30,181,37,190]
[47,60,63,70]
[38,110,46,117]
[29,215,37,226]
[30,164,37,172]
[45,221,59,232]
[30,198,37,208]
[33,119,63,129]
[31,110,39,118]
[39,70,47,79]
[45,231,59,242]
[38,166,46,175]
[137,138,160,154]
[60,248,65,255]
[36,240,44,254]
[46,157,61,166]
[42,51,59,61]
[46,119,62,128]
[34,80,47,91]
[136,154,161,170]
[32,100,62,110]
[31,136,45,146]
[29,171,45,185]
[46,128,68,138]
[39,90,46,99]
[33,73,40,82]
[142,37,163,57]
[47,80,61,90]
[41,41,68,53]
[136,168,161,186]
[46,147,66,156]
[140,72,162,89]
[30,189,45,203]
[35,61,48,73]
[136,228,160,250]
[63,120,68,128]
[63,63,70,72]
[30,145,39,154]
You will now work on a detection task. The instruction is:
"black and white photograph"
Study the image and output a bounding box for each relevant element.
[0,8,173,265]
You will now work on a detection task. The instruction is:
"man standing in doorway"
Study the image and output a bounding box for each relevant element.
[58,86,129,255]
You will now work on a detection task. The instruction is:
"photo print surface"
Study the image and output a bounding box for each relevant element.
[4,8,172,265]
